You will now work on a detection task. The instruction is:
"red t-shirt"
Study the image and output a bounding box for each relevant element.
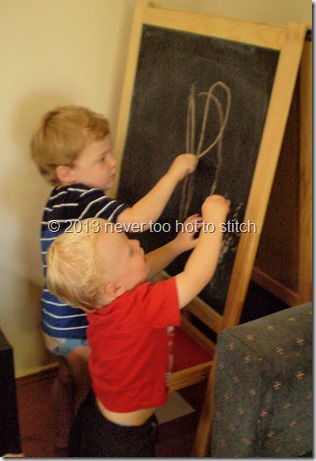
[87,277,180,412]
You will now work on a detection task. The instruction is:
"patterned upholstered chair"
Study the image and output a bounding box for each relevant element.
[210,302,312,457]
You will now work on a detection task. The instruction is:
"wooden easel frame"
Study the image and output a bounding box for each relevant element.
[252,36,312,307]
[113,0,307,343]
[193,36,311,457]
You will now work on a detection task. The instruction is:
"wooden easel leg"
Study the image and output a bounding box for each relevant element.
[298,39,312,304]
[192,363,216,457]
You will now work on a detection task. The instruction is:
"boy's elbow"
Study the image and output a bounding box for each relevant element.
[116,208,140,226]
[116,208,131,224]
[176,271,213,308]
[117,208,154,231]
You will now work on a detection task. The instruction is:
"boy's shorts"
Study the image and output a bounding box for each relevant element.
[43,332,88,357]
[69,390,160,457]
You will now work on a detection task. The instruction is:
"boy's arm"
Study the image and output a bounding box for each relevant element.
[116,154,197,229]
[175,195,230,309]
[145,215,202,279]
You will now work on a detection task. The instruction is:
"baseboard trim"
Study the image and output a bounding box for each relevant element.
[15,363,58,384]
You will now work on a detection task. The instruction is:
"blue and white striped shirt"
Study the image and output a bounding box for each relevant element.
[40,184,128,338]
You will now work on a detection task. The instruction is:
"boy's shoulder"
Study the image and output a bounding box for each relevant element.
[42,184,105,218]
[42,183,127,223]
[111,278,177,307]
[46,183,108,205]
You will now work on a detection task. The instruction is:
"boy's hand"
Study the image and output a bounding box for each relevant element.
[167,154,198,182]
[173,214,202,253]
[202,195,230,223]
[175,195,230,309]
[145,214,202,279]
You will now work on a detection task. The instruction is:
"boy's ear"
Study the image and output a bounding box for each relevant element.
[104,281,125,299]
[55,165,76,184]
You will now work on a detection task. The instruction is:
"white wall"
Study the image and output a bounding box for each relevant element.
[0,0,311,377]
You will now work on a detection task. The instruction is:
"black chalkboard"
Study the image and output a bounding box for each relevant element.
[118,24,279,314]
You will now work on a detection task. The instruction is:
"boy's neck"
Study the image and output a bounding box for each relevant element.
[57,180,76,188]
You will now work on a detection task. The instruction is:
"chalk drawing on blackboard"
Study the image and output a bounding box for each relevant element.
[179,81,231,221]
[179,81,243,269]
[210,202,243,294]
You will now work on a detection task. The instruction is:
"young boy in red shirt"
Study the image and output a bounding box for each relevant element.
[46,194,230,456]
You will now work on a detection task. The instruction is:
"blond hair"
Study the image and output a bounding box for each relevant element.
[47,220,105,311]
[31,105,110,185]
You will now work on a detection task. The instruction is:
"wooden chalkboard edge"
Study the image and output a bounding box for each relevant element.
[221,23,308,330]
[252,266,300,306]
[142,5,286,49]
[111,0,152,198]
[148,2,312,43]
[180,316,216,355]
[252,27,311,306]
[184,297,223,334]
[298,38,312,304]
[192,365,216,457]
[168,359,214,392]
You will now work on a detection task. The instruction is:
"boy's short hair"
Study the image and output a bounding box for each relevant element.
[47,221,103,311]
[31,105,110,185]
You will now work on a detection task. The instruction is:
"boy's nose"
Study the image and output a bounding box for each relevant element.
[111,154,117,167]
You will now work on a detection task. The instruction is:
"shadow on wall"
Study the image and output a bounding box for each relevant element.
[21,279,56,374]
[5,91,75,282]
[11,91,74,156]
[1,92,75,376]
